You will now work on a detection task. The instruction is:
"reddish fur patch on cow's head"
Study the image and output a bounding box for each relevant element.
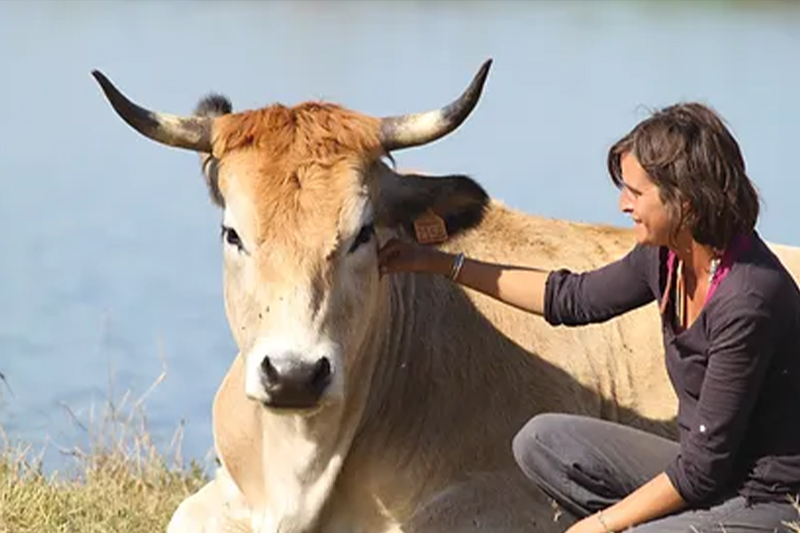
[212,102,383,160]
[206,103,385,255]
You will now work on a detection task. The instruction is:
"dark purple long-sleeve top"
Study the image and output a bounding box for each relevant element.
[544,231,800,504]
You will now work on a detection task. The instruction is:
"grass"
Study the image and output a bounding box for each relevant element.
[0,444,207,533]
[0,367,798,533]
[787,498,800,533]
[0,367,209,533]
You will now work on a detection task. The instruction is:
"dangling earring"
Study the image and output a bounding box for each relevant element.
[709,257,721,285]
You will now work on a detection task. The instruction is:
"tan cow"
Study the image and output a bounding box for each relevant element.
[92,61,800,533]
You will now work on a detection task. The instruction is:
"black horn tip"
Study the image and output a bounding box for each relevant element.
[478,58,493,79]
[89,69,146,128]
[91,69,112,93]
[90,69,127,108]
[465,58,493,102]
[470,58,493,89]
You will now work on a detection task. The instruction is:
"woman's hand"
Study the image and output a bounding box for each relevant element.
[378,237,549,315]
[378,238,454,277]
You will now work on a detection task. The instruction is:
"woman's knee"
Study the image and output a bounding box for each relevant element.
[512,413,575,479]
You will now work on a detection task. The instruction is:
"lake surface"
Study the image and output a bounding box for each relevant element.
[1,0,799,474]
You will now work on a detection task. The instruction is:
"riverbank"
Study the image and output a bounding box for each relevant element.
[0,385,208,533]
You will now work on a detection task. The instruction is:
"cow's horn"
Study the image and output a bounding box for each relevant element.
[379,59,492,152]
[91,70,213,153]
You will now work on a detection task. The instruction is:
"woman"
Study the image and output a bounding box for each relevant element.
[377,102,800,532]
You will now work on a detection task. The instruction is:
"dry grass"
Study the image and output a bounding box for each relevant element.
[786,496,800,533]
[0,365,209,533]
[0,365,798,533]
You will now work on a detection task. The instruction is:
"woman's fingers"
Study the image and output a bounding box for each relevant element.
[378,238,417,275]
[377,238,402,266]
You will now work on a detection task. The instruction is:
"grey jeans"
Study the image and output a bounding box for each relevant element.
[512,413,798,532]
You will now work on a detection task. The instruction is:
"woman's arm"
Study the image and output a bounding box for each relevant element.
[567,473,686,533]
[378,238,549,314]
[456,256,550,315]
[377,238,656,324]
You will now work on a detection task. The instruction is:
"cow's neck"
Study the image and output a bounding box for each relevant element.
[335,269,513,515]
[216,382,371,533]
[242,405,346,533]
[342,232,608,520]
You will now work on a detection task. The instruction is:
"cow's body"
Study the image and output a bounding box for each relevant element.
[91,61,800,533]
[170,203,718,533]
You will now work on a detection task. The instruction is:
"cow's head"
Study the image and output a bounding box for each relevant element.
[92,61,491,414]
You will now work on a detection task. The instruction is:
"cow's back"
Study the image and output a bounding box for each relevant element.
[439,202,678,431]
[439,203,800,433]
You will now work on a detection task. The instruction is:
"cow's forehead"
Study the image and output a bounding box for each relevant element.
[210,102,384,257]
[220,151,370,250]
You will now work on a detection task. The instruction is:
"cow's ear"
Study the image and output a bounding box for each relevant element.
[374,163,489,240]
[195,93,233,208]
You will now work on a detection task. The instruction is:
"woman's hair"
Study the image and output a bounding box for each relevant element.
[607,102,760,251]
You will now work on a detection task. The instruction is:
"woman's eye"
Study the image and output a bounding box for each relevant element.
[624,184,642,198]
[349,223,375,253]
[221,225,245,252]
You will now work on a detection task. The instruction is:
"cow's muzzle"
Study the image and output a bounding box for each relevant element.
[258,355,332,410]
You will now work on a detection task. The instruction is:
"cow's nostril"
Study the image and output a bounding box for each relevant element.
[257,354,332,409]
[260,356,279,385]
[312,357,332,389]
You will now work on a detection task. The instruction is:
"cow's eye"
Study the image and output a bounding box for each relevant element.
[221,224,245,253]
[349,223,375,253]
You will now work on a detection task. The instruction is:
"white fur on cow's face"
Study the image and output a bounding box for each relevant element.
[218,165,384,415]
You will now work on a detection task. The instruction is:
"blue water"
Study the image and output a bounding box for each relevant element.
[2,0,799,474]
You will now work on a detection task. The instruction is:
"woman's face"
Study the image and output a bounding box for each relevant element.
[618,152,674,247]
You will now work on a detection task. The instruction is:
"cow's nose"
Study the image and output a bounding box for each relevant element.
[259,355,332,409]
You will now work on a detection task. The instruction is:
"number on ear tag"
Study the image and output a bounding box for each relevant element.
[413,210,448,244]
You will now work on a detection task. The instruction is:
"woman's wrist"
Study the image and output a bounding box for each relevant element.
[428,250,460,277]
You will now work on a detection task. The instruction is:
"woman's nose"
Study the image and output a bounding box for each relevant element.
[618,189,633,212]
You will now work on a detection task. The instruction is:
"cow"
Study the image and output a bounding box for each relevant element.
[91,61,800,533]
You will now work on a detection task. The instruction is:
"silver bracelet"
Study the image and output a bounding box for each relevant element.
[449,252,466,281]
[596,511,614,533]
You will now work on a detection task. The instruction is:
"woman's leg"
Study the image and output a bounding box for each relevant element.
[511,413,679,518]
[630,495,798,532]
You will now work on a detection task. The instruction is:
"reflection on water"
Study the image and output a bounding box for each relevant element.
[1,0,799,473]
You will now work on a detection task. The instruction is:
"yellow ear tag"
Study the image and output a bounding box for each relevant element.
[413,209,448,244]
